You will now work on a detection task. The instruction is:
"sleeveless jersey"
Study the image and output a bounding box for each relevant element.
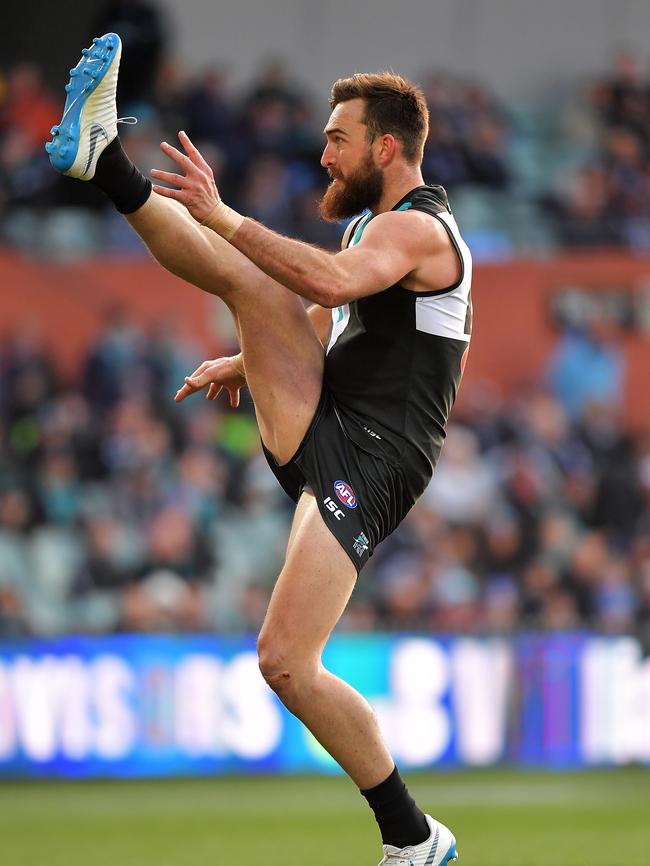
[324,184,472,485]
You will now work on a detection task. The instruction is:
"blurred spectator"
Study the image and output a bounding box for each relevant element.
[74,514,139,593]
[422,424,500,523]
[549,166,622,248]
[0,63,59,150]
[0,489,33,635]
[36,451,83,526]
[604,127,650,220]
[420,73,510,191]
[549,52,650,250]
[2,321,57,425]
[82,306,149,411]
[422,119,469,189]
[462,117,511,190]
[590,51,649,137]
[547,317,625,419]
[243,58,304,114]
[92,0,167,106]
[122,507,215,632]
[183,66,237,154]
[0,127,56,212]
[238,156,294,234]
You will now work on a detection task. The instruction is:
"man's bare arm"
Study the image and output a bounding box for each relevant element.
[214,209,452,308]
[151,133,453,308]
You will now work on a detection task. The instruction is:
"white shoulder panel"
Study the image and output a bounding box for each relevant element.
[415,211,472,342]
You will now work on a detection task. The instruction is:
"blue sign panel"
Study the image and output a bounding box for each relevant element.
[0,634,648,776]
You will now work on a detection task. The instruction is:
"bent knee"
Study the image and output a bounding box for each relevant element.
[257,638,293,688]
[257,635,317,692]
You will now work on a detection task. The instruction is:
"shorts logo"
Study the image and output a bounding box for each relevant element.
[353,532,369,557]
[323,497,345,521]
[334,480,357,509]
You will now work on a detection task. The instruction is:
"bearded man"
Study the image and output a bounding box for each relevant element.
[47,33,472,866]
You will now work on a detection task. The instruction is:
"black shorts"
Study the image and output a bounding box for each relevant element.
[262,388,420,574]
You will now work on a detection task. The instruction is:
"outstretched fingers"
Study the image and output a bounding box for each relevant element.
[159,140,194,170]
[174,379,203,402]
[174,382,193,402]
[153,136,219,221]
[150,168,188,188]
[151,163,189,199]
[178,130,212,174]
[174,361,211,402]
[174,358,243,407]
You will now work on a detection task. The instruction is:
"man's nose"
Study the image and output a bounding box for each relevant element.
[321,144,334,168]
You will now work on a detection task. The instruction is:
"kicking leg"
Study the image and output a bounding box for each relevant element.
[46,32,324,465]
[125,192,325,464]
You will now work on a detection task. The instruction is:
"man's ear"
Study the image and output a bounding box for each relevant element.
[376,133,397,166]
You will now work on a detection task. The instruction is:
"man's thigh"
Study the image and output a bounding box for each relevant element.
[259,492,357,660]
[131,194,323,465]
[235,296,324,466]
[198,226,325,465]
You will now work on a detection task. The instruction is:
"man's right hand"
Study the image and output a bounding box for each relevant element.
[174,354,246,407]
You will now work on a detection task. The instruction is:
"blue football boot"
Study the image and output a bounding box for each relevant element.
[45,33,121,179]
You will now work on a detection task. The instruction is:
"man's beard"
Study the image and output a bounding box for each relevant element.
[319,153,384,222]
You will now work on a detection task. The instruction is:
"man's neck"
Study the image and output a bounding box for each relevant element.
[373,168,425,215]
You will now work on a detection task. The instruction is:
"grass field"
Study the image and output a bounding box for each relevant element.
[1,769,648,866]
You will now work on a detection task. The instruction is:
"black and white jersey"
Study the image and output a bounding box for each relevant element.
[324,184,472,488]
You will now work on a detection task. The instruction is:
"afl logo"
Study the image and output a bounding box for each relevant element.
[334,480,357,508]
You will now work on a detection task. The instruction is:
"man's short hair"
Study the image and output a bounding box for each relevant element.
[330,72,429,164]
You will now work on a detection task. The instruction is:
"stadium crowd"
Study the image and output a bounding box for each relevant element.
[543,52,650,250]
[2,12,650,639]
[2,16,650,256]
[1,314,649,640]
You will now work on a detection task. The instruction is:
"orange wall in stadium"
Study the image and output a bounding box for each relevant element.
[466,253,650,430]
[2,249,649,428]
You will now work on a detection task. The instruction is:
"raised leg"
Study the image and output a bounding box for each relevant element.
[126,193,324,464]
[45,32,323,464]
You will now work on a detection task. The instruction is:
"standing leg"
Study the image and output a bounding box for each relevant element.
[258,491,393,788]
[258,492,434,851]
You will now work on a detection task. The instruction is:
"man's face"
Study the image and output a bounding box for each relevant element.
[319,98,384,222]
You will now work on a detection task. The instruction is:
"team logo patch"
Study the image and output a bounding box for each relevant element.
[353,532,369,557]
[334,480,357,508]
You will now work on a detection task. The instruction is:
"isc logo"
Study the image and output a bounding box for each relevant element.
[334,480,357,508]
[323,497,345,520]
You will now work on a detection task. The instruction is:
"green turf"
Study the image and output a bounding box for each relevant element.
[0,769,648,866]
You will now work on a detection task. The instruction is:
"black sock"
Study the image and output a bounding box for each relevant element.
[91,136,152,214]
[361,766,430,849]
